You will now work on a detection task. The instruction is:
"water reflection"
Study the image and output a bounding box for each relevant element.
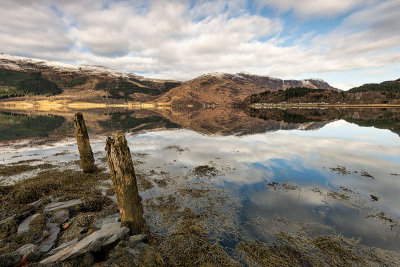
[1,107,399,142]
[0,109,180,142]
[246,107,400,136]
[242,181,400,250]
[126,124,400,251]
[98,111,180,132]
[1,107,400,252]
[0,112,65,141]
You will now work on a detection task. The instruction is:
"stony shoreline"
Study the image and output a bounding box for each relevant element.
[1,161,400,266]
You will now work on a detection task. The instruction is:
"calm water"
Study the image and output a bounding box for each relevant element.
[1,107,400,252]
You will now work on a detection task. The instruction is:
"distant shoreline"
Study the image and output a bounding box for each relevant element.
[0,100,168,111]
[250,103,400,108]
[1,99,400,112]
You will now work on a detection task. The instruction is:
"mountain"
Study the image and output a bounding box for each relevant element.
[244,79,400,105]
[156,72,338,106]
[0,54,181,101]
[347,78,400,93]
[0,54,338,105]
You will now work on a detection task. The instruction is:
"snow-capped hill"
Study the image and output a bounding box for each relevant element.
[301,78,338,91]
[0,53,338,103]
[157,71,339,106]
[0,53,182,101]
[0,53,133,79]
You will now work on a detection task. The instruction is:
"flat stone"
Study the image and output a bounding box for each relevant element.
[38,222,60,253]
[50,209,69,224]
[17,214,39,234]
[0,214,15,226]
[0,244,40,267]
[93,213,120,230]
[16,243,41,261]
[47,238,79,256]
[128,233,147,244]
[40,222,129,264]
[49,196,61,203]
[55,213,94,245]
[14,206,36,221]
[28,199,43,208]
[43,199,83,213]
[127,242,149,257]
[0,251,21,267]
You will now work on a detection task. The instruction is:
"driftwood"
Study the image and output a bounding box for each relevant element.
[73,112,95,173]
[105,131,144,234]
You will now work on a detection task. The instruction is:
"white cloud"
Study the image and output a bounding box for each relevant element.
[255,0,378,18]
[0,1,73,54]
[0,0,399,85]
[314,0,400,58]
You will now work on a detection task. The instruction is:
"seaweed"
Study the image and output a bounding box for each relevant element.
[192,165,221,178]
[329,165,351,175]
[0,169,111,219]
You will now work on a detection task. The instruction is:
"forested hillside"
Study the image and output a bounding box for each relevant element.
[0,70,61,98]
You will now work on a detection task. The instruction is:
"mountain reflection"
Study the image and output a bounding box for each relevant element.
[0,107,399,141]
[1,107,400,252]
[246,107,400,136]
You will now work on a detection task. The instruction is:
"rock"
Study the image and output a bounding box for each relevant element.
[17,214,39,234]
[0,215,17,239]
[28,199,43,208]
[106,244,163,266]
[137,246,164,266]
[0,251,22,267]
[47,238,79,256]
[105,245,141,265]
[0,214,16,225]
[93,213,120,230]
[57,213,96,245]
[38,222,60,253]
[49,196,61,203]
[0,244,40,267]
[16,243,41,261]
[43,199,83,213]
[128,233,147,244]
[16,256,29,267]
[69,251,94,266]
[50,209,69,224]
[14,208,35,222]
[40,222,129,264]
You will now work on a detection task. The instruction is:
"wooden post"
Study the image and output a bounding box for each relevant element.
[73,112,96,173]
[105,131,144,234]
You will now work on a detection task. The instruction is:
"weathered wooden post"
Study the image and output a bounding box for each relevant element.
[105,131,144,234]
[73,112,96,173]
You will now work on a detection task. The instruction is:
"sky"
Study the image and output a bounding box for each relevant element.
[0,0,399,89]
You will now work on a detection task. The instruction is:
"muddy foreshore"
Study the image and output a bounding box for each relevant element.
[1,154,400,267]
